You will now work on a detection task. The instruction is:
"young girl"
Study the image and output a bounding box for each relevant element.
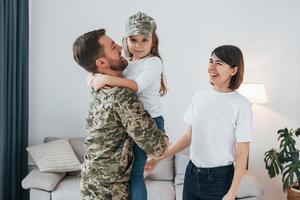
[90,12,167,200]
[146,45,252,200]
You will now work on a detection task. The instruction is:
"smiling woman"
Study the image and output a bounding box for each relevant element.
[145,45,252,200]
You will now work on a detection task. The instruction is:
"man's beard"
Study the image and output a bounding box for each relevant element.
[108,57,128,72]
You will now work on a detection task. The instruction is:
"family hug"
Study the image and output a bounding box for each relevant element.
[72,11,252,200]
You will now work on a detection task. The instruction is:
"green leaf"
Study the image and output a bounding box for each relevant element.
[278,128,288,135]
[265,127,300,190]
[282,160,300,190]
[264,149,283,178]
[295,128,300,137]
[279,129,296,154]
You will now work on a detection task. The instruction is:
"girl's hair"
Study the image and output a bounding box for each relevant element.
[211,45,244,90]
[123,31,167,96]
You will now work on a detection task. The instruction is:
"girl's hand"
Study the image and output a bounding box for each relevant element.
[91,74,109,91]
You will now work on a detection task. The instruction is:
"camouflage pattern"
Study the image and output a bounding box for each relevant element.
[80,176,128,200]
[80,87,167,200]
[125,12,156,37]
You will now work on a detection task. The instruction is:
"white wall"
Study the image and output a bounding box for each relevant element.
[29,0,300,199]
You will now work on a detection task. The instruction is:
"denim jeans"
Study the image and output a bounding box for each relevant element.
[130,116,164,200]
[183,161,234,200]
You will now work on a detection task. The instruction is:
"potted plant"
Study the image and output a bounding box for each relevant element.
[264,127,300,199]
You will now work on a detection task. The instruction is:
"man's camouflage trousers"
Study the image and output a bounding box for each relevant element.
[80,174,129,200]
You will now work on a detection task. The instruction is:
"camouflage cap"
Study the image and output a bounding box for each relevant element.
[125,12,157,37]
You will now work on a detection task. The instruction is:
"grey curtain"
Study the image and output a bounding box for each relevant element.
[0,0,29,199]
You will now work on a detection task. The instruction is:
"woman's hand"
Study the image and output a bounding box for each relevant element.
[144,140,170,172]
[222,192,236,200]
[144,157,161,172]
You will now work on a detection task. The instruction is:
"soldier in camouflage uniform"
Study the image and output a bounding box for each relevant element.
[73,28,168,200]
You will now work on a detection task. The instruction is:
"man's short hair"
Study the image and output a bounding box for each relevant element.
[73,29,106,73]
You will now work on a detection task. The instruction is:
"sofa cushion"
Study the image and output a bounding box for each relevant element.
[173,145,190,200]
[27,139,81,172]
[175,184,184,200]
[44,137,86,163]
[22,170,65,191]
[51,176,175,200]
[30,189,51,200]
[51,176,81,200]
[174,153,189,185]
[68,138,86,163]
[44,137,85,176]
[146,180,175,200]
[144,155,174,181]
[237,172,263,198]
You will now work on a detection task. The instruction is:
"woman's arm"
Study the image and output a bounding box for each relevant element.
[92,74,138,92]
[144,127,192,172]
[223,142,249,200]
[162,127,192,158]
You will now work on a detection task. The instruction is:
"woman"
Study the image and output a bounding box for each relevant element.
[145,45,252,200]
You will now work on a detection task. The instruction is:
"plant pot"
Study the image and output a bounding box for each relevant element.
[287,183,300,200]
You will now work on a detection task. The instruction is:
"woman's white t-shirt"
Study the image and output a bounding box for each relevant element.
[183,89,252,168]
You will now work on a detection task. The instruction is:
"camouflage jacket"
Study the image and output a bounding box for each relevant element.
[82,87,167,183]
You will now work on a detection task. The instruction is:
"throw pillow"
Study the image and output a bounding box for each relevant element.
[27,139,81,172]
[21,170,65,191]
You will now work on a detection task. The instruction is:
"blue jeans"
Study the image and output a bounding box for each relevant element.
[130,116,164,200]
[183,161,235,200]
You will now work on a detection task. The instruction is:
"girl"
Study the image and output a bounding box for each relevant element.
[146,45,252,200]
[90,12,167,200]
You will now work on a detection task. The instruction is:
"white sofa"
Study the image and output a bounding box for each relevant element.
[22,137,263,200]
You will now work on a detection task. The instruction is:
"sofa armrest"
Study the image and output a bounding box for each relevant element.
[22,170,66,191]
[237,171,263,199]
[30,188,51,200]
[144,155,174,181]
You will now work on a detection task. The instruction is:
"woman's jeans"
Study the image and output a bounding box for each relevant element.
[183,161,234,200]
[130,116,164,200]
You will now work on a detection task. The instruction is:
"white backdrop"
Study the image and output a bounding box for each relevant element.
[29,0,300,199]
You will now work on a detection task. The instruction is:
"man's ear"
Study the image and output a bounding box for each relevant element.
[95,57,108,72]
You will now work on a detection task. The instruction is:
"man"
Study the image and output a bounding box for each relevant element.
[72,28,168,200]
